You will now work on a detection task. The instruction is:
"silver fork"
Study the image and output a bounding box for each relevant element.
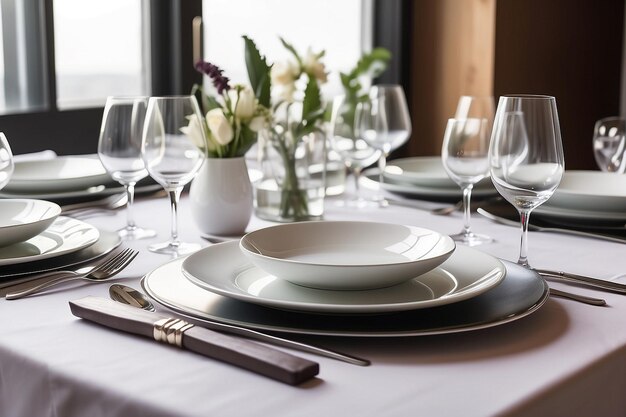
[6,248,138,300]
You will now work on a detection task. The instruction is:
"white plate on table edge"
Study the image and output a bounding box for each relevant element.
[4,156,112,193]
[0,199,61,247]
[0,228,121,282]
[181,241,505,314]
[0,182,163,201]
[546,171,626,212]
[0,216,99,266]
[534,204,626,221]
[363,169,498,199]
[142,256,548,337]
[384,156,492,189]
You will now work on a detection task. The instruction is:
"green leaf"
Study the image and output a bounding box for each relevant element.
[243,35,271,108]
[279,37,302,66]
[191,84,221,114]
[353,47,391,77]
[301,76,321,123]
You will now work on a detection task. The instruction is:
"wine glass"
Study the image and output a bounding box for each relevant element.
[0,133,14,190]
[329,95,381,207]
[489,95,564,267]
[441,118,492,246]
[360,85,412,205]
[98,96,156,240]
[141,96,207,256]
[592,116,626,172]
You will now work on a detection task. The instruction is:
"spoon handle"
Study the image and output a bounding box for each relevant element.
[549,288,607,306]
[171,309,370,366]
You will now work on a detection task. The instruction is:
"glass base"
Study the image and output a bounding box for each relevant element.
[334,196,379,209]
[450,231,493,247]
[148,240,201,256]
[118,225,157,241]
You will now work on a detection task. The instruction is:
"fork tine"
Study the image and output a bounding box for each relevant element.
[100,249,138,275]
[93,249,133,275]
[99,249,133,274]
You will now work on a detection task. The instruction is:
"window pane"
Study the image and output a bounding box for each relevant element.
[202,0,369,98]
[54,0,149,109]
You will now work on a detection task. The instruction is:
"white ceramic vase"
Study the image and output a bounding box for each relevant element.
[189,157,253,236]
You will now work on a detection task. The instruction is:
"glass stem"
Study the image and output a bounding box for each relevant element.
[462,184,473,236]
[518,209,531,267]
[377,154,387,185]
[124,182,136,230]
[353,167,362,200]
[168,187,183,245]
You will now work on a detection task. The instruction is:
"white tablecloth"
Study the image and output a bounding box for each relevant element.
[1,189,626,417]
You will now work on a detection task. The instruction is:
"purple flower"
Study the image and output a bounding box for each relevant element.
[195,60,230,94]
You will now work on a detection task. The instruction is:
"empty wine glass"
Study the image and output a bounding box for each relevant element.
[141,96,207,256]
[360,85,412,205]
[489,95,564,267]
[442,118,492,246]
[329,95,381,207]
[98,96,156,240]
[592,116,626,172]
[0,133,14,190]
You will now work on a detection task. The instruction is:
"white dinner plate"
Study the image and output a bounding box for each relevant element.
[144,257,548,337]
[362,169,499,199]
[0,216,99,266]
[4,157,112,193]
[0,199,61,247]
[182,242,505,314]
[385,156,492,189]
[534,204,626,222]
[545,171,626,212]
[238,221,456,290]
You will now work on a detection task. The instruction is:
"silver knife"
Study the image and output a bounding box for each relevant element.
[536,269,626,294]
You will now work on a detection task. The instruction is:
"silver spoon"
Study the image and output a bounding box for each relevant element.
[108,284,370,366]
[109,284,155,311]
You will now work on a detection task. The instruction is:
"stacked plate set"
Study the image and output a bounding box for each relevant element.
[362,156,498,201]
[0,156,129,289]
[0,155,160,204]
[142,221,549,337]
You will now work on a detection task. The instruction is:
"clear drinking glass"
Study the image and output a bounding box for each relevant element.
[455,95,495,127]
[489,95,565,267]
[329,95,381,207]
[360,85,412,205]
[592,116,626,172]
[98,96,156,240]
[141,96,207,256]
[0,133,14,190]
[442,118,492,246]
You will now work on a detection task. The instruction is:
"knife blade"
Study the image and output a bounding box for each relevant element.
[70,296,319,385]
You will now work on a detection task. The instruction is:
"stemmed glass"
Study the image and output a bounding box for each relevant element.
[359,85,412,205]
[0,133,14,190]
[489,95,565,267]
[454,95,495,127]
[592,116,626,172]
[329,95,381,207]
[98,96,156,240]
[141,96,207,256]
[441,118,492,246]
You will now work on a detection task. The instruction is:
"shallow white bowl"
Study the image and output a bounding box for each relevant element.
[0,199,61,247]
[4,156,111,193]
[545,171,626,212]
[239,221,456,290]
[384,156,493,189]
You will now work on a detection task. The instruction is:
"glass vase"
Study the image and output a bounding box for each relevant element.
[254,130,326,222]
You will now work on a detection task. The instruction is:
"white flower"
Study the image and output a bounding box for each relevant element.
[228,86,256,119]
[180,114,208,150]
[271,61,299,86]
[206,108,234,145]
[302,48,327,83]
[249,116,265,132]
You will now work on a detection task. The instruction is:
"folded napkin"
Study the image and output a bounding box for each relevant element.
[69,296,319,385]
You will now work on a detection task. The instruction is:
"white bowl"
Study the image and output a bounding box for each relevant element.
[0,199,61,247]
[239,221,456,290]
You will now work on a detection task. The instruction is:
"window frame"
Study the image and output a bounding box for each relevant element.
[0,0,403,156]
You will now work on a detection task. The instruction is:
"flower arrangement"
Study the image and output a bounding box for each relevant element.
[259,38,328,220]
[184,39,270,158]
